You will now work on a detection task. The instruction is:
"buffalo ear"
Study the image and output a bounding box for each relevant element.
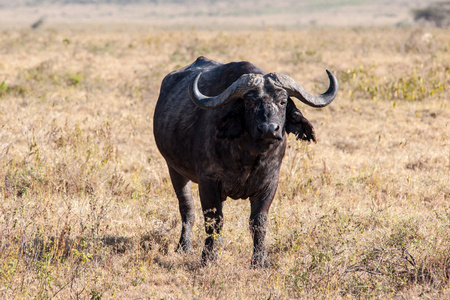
[215,109,244,140]
[285,98,316,142]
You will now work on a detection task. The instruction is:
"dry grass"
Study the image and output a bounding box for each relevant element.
[0,25,449,299]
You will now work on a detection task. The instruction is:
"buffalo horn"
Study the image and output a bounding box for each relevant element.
[273,70,338,108]
[189,72,263,110]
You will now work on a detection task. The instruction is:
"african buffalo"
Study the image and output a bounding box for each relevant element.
[153,56,338,267]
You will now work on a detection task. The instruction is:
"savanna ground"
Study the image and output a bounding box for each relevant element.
[0,24,449,299]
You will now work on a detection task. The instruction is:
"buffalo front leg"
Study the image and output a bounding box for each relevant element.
[249,188,277,267]
[168,167,195,253]
[198,178,224,265]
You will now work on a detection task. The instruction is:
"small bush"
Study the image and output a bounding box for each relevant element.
[413,2,450,27]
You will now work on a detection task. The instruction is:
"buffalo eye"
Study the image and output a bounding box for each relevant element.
[244,92,259,108]
[244,99,258,109]
[277,93,288,107]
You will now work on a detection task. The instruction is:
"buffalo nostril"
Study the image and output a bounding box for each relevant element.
[269,123,280,132]
[257,124,269,134]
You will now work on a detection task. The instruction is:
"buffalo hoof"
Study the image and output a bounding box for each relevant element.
[176,240,193,253]
[200,251,218,267]
[250,251,271,268]
[250,259,272,269]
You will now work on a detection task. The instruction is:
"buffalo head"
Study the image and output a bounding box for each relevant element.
[189,71,338,146]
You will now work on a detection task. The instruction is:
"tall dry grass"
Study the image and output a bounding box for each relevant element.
[0,25,449,298]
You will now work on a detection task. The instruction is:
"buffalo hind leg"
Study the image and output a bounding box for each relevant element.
[198,178,224,265]
[168,167,195,253]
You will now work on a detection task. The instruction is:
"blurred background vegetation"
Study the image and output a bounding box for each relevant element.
[1,0,449,29]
